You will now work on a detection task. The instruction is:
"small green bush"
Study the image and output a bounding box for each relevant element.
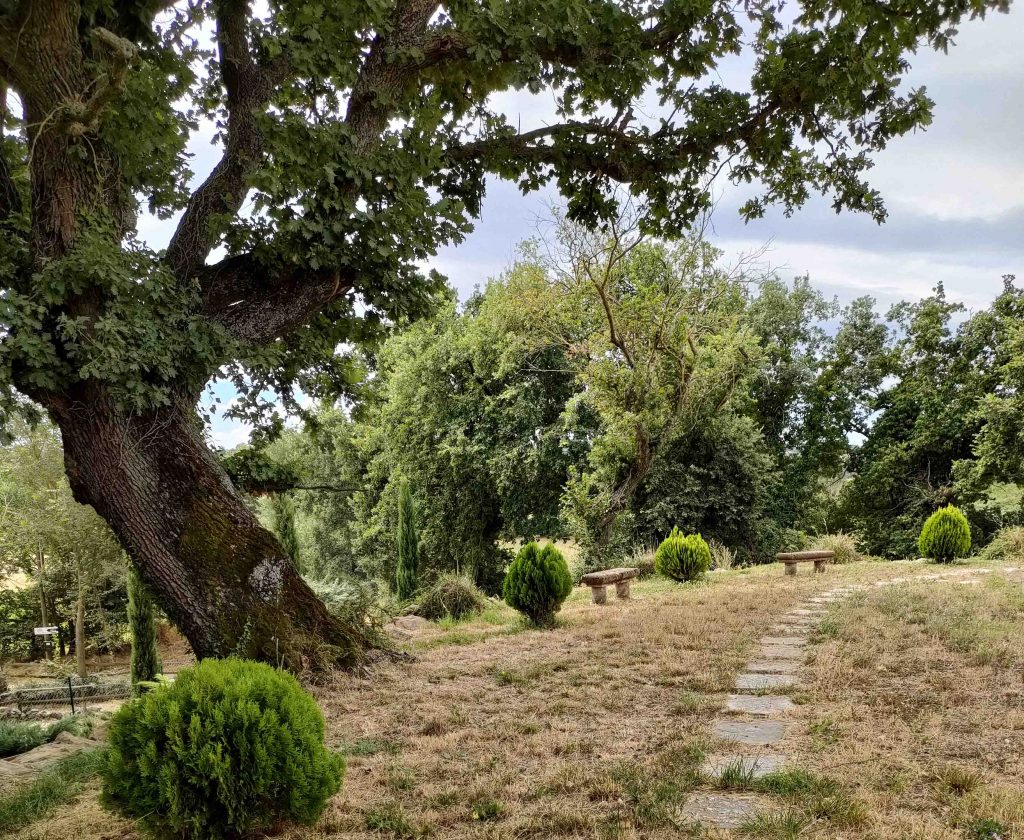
[654,528,712,582]
[101,658,344,839]
[503,542,572,626]
[418,574,486,621]
[918,505,971,563]
[810,531,863,564]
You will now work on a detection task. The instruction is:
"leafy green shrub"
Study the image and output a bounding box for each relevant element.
[503,542,572,626]
[654,528,712,582]
[918,505,971,563]
[0,715,91,759]
[978,526,1024,563]
[417,574,486,621]
[101,658,344,839]
[810,531,863,564]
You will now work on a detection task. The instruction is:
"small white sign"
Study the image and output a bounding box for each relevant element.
[33,626,58,636]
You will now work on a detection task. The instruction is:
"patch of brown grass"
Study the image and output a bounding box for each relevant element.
[14,559,1005,840]
[786,569,1024,839]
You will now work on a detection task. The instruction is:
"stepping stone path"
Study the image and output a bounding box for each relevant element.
[681,565,1004,832]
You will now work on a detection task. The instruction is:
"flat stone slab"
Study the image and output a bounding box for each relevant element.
[736,672,798,691]
[711,719,788,746]
[769,624,811,636]
[746,659,801,674]
[761,636,806,647]
[679,792,768,829]
[702,753,789,779]
[755,644,805,661]
[725,694,797,716]
[790,608,826,617]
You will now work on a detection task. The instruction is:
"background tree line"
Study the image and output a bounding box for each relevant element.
[3,219,1021,661]
[224,222,1024,595]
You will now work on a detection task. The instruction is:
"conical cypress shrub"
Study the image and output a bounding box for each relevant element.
[919,505,971,563]
[654,527,712,582]
[271,492,302,574]
[395,479,419,600]
[127,565,161,690]
[503,542,572,626]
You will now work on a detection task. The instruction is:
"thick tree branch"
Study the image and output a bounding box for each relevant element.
[448,100,781,181]
[345,0,439,150]
[167,0,285,281]
[200,254,354,345]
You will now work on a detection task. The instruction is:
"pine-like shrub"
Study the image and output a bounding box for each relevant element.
[654,528,712,582]
[503,543,573,626]
[127,565,160,690]
[918,505,971,563]
[418,574,486,621]
[101,658,343,839]
[394,479,419,600]
[810,531,864,564]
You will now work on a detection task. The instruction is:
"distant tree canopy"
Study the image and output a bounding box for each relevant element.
[0,0,1009,663]
[260,226,1021,584]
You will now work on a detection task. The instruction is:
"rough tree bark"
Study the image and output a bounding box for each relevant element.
[46,384,355,668]
[0,0,370,669]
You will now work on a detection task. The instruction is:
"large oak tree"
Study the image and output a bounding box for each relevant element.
[0,0,1006,666]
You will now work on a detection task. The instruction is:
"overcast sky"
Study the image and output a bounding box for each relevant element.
[167,7,1022,448]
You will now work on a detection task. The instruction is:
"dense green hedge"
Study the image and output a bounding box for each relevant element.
[918,505,971,563]
[503,543,572,626]
[101,658,343,839]
[654,528,712,582]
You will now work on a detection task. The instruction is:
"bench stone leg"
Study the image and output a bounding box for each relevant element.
[615,580,631,599]
[814,559,826,573]
[785,563,797,576]
[590,585,607,605]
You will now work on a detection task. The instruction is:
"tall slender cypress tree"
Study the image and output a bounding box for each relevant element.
[395,480,419,600]
[271,492,303,575]
[127,565,161,690]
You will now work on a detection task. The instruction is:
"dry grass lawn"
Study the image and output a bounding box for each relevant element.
[8,559,1022,839]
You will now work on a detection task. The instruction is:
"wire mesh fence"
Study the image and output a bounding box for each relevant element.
[0,677,133,714]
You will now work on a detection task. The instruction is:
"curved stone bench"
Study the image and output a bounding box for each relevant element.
[776,550,833,576]
[580,567,639,604]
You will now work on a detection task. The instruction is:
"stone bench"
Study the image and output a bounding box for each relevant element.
[776,550,833,576]
[580,567,639,604]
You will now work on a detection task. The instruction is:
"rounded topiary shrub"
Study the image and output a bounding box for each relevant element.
[418,574,486,621]
[503,542,573,626]
[101,658,343,839]
[918,505,971,563]
[655,527,712,582]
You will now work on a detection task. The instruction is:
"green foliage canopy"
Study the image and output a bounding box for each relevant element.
[0,0,1007,432]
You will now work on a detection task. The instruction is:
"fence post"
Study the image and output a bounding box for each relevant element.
[68,676,75,714]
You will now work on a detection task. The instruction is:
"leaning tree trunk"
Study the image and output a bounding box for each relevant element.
[46,386,357,670]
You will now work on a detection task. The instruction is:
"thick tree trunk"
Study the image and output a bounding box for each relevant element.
[47,387,359,670]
